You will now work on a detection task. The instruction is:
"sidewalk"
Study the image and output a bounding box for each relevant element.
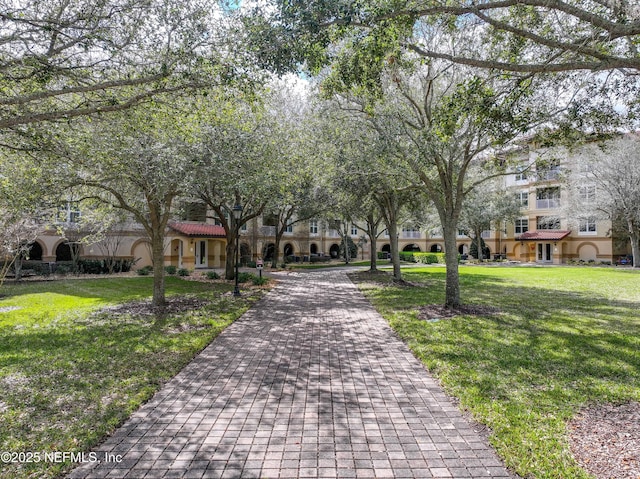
[68,269,516,479]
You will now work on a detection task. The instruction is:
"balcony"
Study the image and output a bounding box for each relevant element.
[401,230,422,239]
[536,198,560,209]
[536,168,561,182]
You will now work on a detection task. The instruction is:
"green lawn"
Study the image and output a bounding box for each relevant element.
[0,276,267,479]
[353,265,640,479]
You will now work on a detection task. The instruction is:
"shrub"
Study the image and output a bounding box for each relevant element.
[164,265,177,275]
[413,252,446,264]
[177,268,190,277]
[54,263,73,275]
[205,271,220,280]
[78,259,104,275]
[237,272,255,283]
[399,252,415,262]
[136,265,152,276]
[252,275,269,286]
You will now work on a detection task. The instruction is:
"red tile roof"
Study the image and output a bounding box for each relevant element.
[518,230,571,241]
[169,222,226,237]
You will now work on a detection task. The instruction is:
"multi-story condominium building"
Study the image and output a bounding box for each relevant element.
[482,142,627,264]
[19,140,630,271]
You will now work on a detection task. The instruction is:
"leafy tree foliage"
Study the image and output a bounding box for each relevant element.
[459,178,523,260]
[0,0,238,130]
[245,0,640,74]
[193,93,283,280]
[579,134,640,267]
[55,97,202,306]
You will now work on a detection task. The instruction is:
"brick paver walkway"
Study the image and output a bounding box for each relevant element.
[68,270,515,479]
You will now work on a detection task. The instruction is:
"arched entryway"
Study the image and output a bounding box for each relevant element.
[430,244,443,253]
[310,243,318,255]
[329,243,340,258]
[27,241,43,261]
[263,243,275,262]
[403,244,421,252]
[55,242,74,261]
[283,243,294,258]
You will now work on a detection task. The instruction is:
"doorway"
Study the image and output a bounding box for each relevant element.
[537,243,552,262]
[195,240,208,268]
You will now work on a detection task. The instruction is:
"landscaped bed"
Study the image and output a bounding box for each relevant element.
[0,276,269,479]
[351,266,640,479]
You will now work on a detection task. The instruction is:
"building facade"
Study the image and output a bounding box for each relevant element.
[22,140,629,271]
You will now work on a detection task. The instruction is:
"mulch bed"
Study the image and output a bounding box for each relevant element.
[568,402,640,479]
[97,296,210,317]
[417,304,501,321]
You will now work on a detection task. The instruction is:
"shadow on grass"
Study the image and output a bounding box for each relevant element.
[353,267,640,478]
[0,281,258,479]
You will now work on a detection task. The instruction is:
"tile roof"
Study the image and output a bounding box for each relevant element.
[518,230,571,241]
[169,222,226,238]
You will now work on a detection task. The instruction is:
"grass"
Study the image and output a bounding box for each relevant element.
[0,276,267,479]
[353,265,640,479]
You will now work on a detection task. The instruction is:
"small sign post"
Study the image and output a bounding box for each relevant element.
[256,259,263,278]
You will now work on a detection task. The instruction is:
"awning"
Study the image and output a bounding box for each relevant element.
[168,222,226,238]
[518,230,571,241]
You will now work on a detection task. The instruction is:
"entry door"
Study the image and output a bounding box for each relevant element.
[537,243,552,262]
[195,240,208,268]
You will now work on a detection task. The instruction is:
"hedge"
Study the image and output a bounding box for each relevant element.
[399,252,447,264]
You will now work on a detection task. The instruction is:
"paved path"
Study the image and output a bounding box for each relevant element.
[68,270,515,479]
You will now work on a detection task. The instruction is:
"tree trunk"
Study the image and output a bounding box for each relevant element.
[628,219,640,269]
[369,233,378,272]
[388,221,401,280]
[343,231,351,264]
[271,234,281,268]
[443,222,461,309]
[225,233,236,280]
[150,233,166,307]
[475,226,484,261]
[14,255,23,281]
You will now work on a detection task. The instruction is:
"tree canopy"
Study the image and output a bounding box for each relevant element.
[0,0,241,131]
[245,0,640,75]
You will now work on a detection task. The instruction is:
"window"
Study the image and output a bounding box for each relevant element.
[285,222,293,233]
[537,216,561,230]
[58,202,81,224]
[578,184,596,204]
[402,226,421,239]
[579,217,597,234]
[516,191,529,208]
[351,224,358,236]
[536,187,560,209]
[309,220,318,235]
[515,164,529,182]
[515,218,529,235]
[536,158,561,181]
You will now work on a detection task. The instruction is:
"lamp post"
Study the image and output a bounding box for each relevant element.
[232,203,243,297]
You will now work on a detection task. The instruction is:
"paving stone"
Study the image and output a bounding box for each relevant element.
[66,270,517,479]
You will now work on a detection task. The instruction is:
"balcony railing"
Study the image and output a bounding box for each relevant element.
[536,198,560,209]
[536,169,561,181]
